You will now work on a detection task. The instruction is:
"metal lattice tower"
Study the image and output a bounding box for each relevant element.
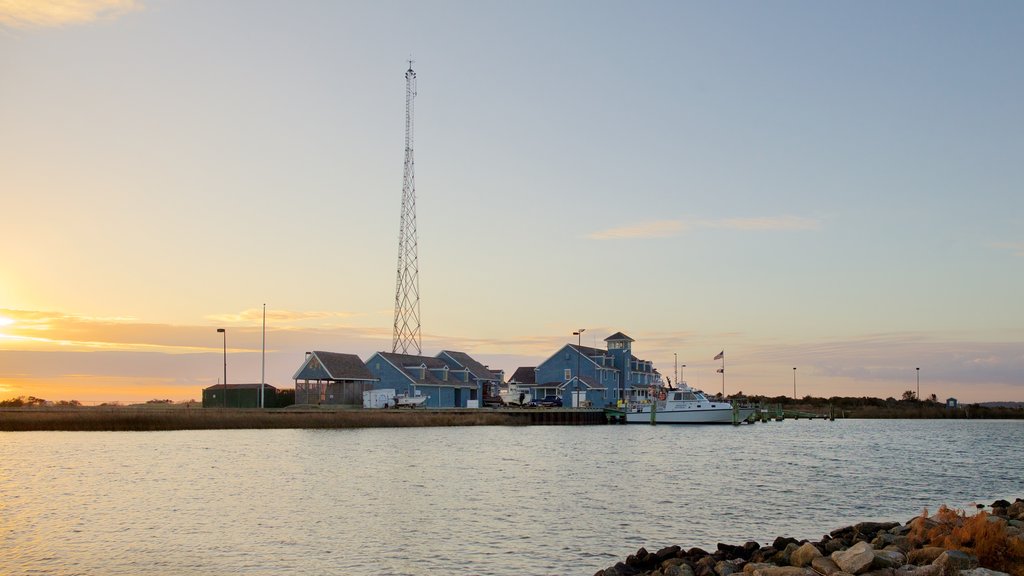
[392,61,421,355]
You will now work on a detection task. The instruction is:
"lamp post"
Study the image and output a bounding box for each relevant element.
[916,367,920,401]
[217,328,227,408]
[572,328,585,407]
[793,367,797,400]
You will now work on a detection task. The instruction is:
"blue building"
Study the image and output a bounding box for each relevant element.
[365,350,500,408]
[531,331,661,407]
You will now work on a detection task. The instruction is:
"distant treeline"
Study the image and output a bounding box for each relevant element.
[722,392,1024,419]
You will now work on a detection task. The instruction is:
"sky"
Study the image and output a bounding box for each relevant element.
[1,0,1022,404]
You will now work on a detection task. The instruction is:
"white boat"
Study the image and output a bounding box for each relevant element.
[392,392,428,408]
[622,385,755,424]
[499,383,532,407]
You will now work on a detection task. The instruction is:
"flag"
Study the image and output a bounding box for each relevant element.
[716,368,725,374]
[714,350,724,360]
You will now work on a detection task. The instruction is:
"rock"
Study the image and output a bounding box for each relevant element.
[811,556,843,575]
[743,563,775,574]
[871,550,906,569]
[777,543,800,565]
[894,565,940,576]
[694,555,716,576]
[931,550,978,576]
[790,542,822,567]
[958,569,1011,576]
[748,546,778,564]
[832,541,876,574]
[907,547,946,565]
[748,567,815,576]
[991,499,1011,509]
[825,538,849,554]
[664,564,696,576]
[687,547,711,560]
[656,546,682,563]
[773,537,801,551]
[1008,500,1024,520]
[716,559,744,575]
[907,516,939,534]
[738,541,761,561]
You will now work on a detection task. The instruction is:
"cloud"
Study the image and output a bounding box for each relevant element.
[0,0,141,28]
[991,242,1024,257]
[586,220,687,240]
[587,215,820,240]
[205,309,356,324]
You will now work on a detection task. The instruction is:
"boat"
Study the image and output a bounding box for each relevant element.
[618,384,756,424]
[499,383,532,407]
[392,392,428,408]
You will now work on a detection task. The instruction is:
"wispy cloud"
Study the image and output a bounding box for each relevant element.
[206,309,356,324]
[587,215,820,240]
[991,242,1024,257]
[0,0,141,29]
[586,220,687,240]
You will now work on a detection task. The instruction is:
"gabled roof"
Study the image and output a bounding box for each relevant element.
[373,352,476,387]
[605,331,634,342]
[439,350,499,382]
[509,367,536,384]
[561,375,604,391]
[292,351,376,381]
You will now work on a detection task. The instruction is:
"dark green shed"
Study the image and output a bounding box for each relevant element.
[202,383,279,408]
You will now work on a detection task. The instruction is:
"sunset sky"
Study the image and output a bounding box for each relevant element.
[2,1,1022,404]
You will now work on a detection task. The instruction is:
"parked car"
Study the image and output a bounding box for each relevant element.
[530,395,563,408]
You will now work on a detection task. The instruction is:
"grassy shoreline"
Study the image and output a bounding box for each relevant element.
[0,406,523,431]
[1,403,1021,431]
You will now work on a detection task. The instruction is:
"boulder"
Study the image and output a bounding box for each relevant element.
[748,546,778,564]
[778,543,800,565]
[825,538,849,554]
[991,499,1011,510]
[773,537,801,551]
[655,545,682,563]
[743,563,775,574]
[715,559,743,575]
[694,555,716,576]
[931,550,978,576]
[810,556,843,576]
[664,564,696,576]
[894,566,940,576]
[790,543,822,567]
[748,567,815,576]
[907,547,946,565]
[958,569,1011,576]
[871,550,906,569]
[832,541,876,574]
[1007,500,1024,520]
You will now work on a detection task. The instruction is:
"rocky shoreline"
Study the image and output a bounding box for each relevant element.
[596,499,1024,576]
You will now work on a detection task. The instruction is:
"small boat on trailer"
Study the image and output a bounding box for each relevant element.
[392,392,428,408]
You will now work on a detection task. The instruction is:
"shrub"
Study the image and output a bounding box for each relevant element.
[909,505,1024,576]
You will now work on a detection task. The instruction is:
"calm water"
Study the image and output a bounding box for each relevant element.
[1,420,1022,575]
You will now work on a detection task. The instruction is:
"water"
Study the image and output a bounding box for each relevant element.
[1,420,1021,575]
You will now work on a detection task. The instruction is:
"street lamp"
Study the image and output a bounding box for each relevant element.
[916,367,920,401]
[572,328,585,407]
[217,328,227,408]
[793,367,797,400]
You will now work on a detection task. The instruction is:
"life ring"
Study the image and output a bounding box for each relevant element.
[658,392,667,401]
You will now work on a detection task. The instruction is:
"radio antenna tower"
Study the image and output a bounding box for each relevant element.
[392,60,421,355]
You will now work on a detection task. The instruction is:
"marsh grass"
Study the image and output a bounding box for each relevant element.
[909,505,1024,575]
[0,407,520,432]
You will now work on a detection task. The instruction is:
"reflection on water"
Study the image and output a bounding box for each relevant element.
[1,420,1021,575]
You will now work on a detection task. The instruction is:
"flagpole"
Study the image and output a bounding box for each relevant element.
[261,303,266,409]
[721,353,725,396]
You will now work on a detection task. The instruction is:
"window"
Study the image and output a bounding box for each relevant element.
[564,368,572,381]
